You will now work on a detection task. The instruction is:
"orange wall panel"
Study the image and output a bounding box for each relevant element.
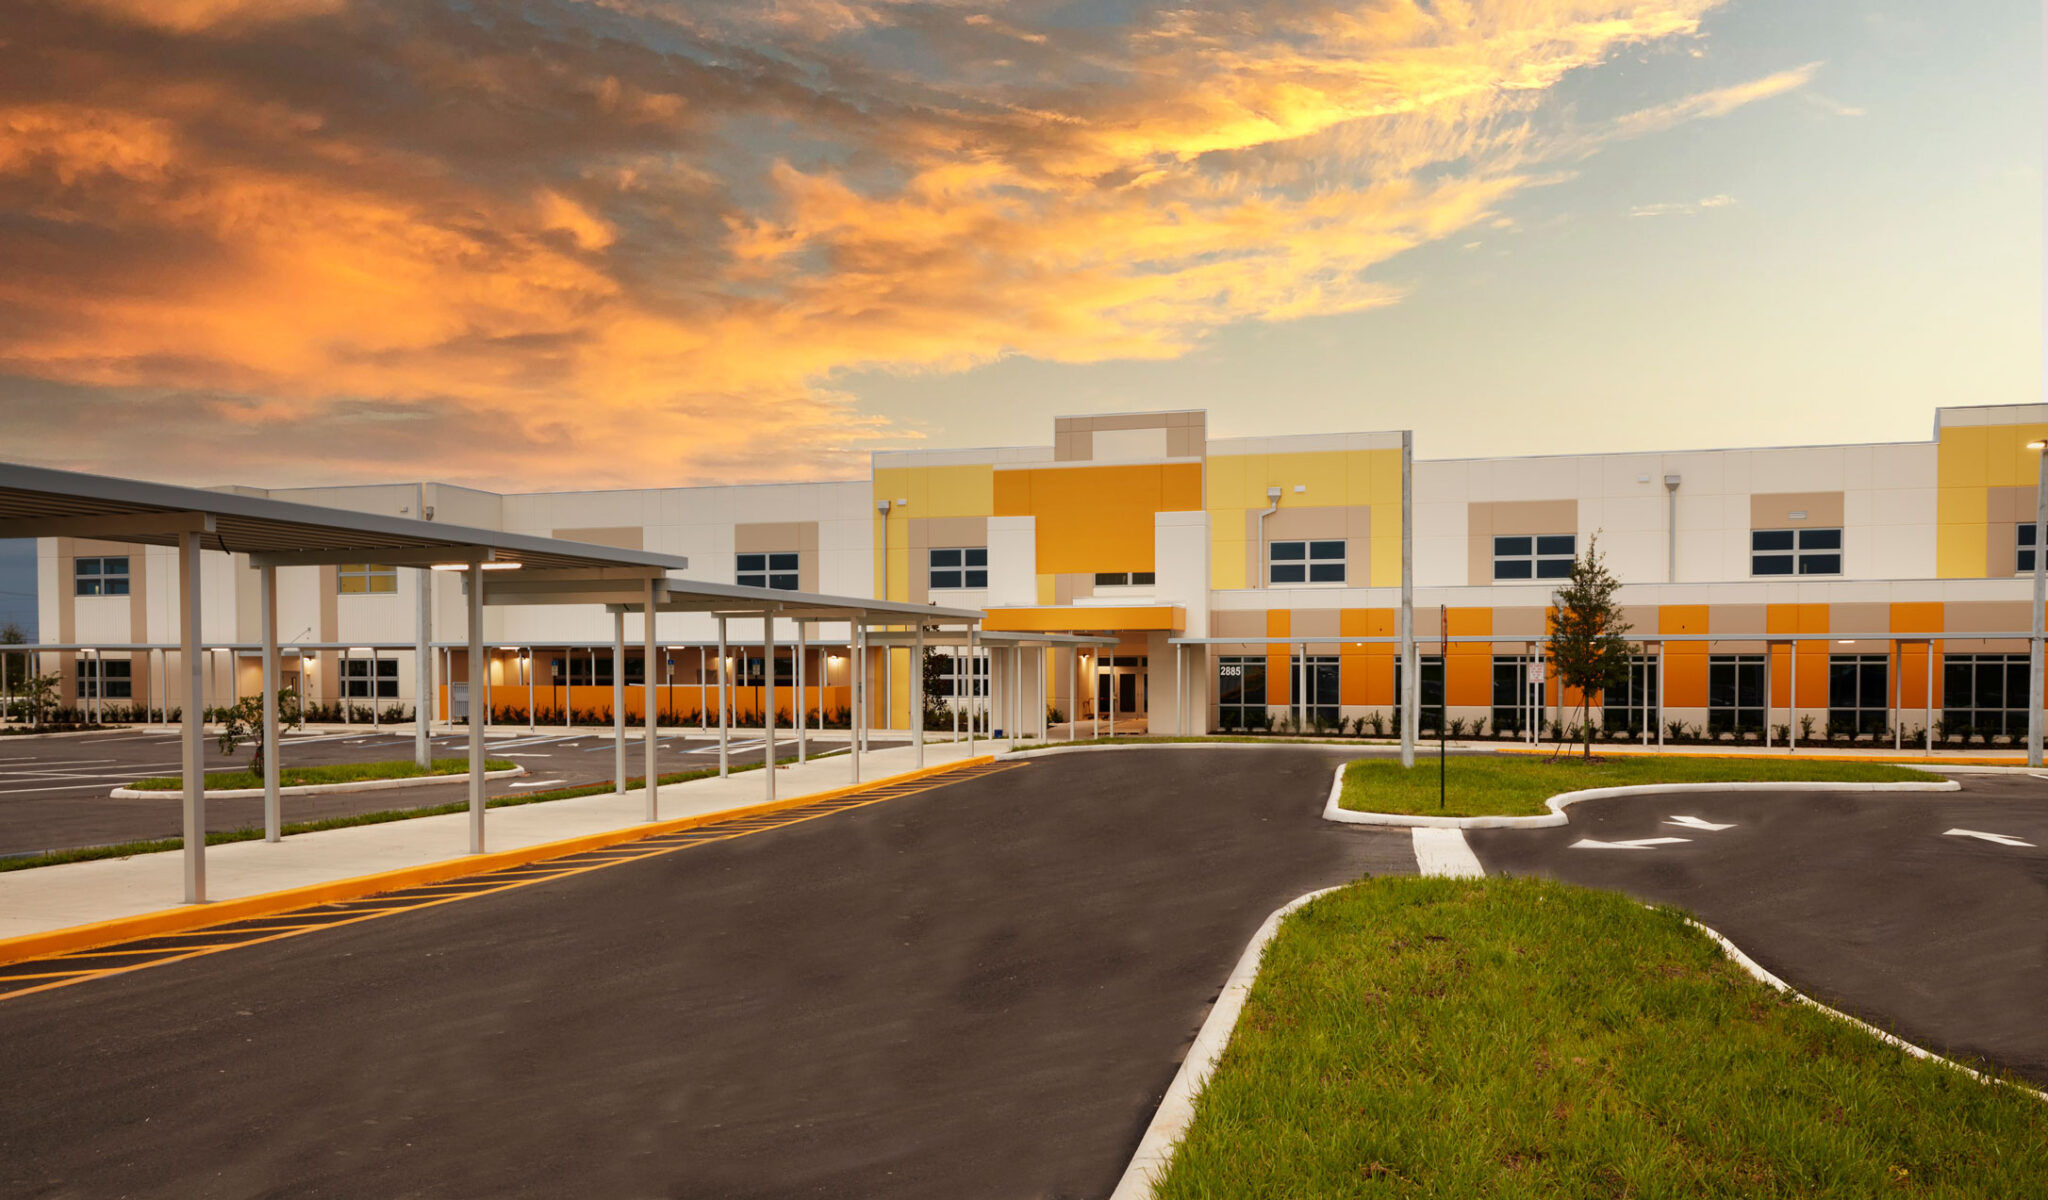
[994,462,1203,574]
[1658,605,1710,708]
[1266,609,1290,706]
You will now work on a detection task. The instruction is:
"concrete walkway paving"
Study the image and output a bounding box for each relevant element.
[0,735,1004,943]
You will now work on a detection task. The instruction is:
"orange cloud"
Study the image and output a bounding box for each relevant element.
[0,0,1760,489]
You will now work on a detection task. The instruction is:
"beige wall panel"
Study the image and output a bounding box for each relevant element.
[1986,485,2036,524]
[920,516,988,548]
[1750,491,1844,527]
[1166,426,1205,458]
[1266,507,1349,539]
[1827,603,1890,636]
[1493,607,1547,637]
[1709,604,1767,634]
[1211,610,1266,637]
[1988,521,2019,577]
[1945,601,2030,633]
[1291,609,1341,637]
[734,522,809,553]
[1466,500,1578,584]
[551,526,644,551]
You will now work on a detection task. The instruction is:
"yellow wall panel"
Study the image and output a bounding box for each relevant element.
[1211,532,1248,590]
[1981,423,2048,487]
[1036,574,1055,605]
[922,465,996,517]
[1936,425,1989,488]
[1937,524,1987,579]
[1936,485,1987,526]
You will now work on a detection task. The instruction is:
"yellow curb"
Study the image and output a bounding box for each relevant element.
[0,755,993,968]
[1491,747,2021,767]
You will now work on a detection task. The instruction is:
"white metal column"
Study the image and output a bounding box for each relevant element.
[179,529,205,903]
[851,622,864,783]
[613,611,627,795]
[1399,429,1416,766]
[644,578,659,821]
[796,619,807,765]
[967,629,978,756]
[466,563,486,854]
[717,616,729,778]
[1067,644,1077,743]
[763,611,777,804]
[415,568,432,767]
[2030,444,2047,767]
[1788,640,1799,752]
[1655,642,1666,751]
[913,623,925,768]
[260,564,281,843]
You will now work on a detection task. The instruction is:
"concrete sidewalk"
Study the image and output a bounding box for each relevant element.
[0,735,1005,944]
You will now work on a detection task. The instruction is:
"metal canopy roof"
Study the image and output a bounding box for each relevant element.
[593,580,983,625]
[862,629,1116,648]
[0,460,688,573]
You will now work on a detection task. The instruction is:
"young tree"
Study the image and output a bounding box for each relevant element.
[0,622,24,694]
[18,670,59,730]
[1547,535,1633,760]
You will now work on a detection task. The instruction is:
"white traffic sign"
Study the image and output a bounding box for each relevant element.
[1664,815,1734,831]
[1943,828,2035,848]
[1570,837,1690,850]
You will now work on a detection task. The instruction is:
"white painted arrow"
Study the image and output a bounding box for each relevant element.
[1944,828,2036,848]
[1571,837,1691,850]
[1665,815,1734,832]
[509,778,568,789]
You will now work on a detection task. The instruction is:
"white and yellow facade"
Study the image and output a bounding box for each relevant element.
[30,403,2048,738]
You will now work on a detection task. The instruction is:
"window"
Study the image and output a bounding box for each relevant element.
[74,556,130,596]
[337,563,397,594]
[1751,528,1841,576]
[931,653,989,698]
[1093,572,1156,587]
[1828,655,1889,737]
[2020,523,2040,574]
[553,655,645,686]
[1602,654,1661,736]
[341,657,399,699]
[1493,535,1575,581]
[737,654,796,686]
[1290,654,1340,726]
[76,658,132,699]
[1216,656,1266,730]
[1492,655,1537,735]
[1943,653,2028,740]
[1393,656,1446,732]
[1270,540,1345,585]
[738,552,800,590]
[1707,654,1765,734]
[929,548,988,590]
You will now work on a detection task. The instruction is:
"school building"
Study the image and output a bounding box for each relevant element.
[27,402,2048,741]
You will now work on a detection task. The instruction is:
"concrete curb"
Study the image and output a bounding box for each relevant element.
[1322,761,1962,829]
[108,765,528,800]
[1109,886,1344,1199]
[0,755,994,968]
[1685,916,2047,1103]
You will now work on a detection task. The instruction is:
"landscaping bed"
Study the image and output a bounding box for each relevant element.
[1153,877,2047,1197]
[1338,755,1936,818]
[127,757,515,792]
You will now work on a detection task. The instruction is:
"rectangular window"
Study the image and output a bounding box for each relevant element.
[341,657,400,699]
[737,654,796,686]
[74,556,131,597]
[1291,654,1341,726]
[337,563,398,594]
[1828,654,1890,737]
[928,547,989,590]
[552,655,646,686]
[1491,655,1535,735]
[1216,656,1267,730]
[1751,528,1842,576]
[1601,654,1661,736]
[1492,535,1575,582]
[1942,653,2029,740]
[1092,572,1157,587]
[931,653,989,698]
[1393,656,1446,732]
[1270,540,1346,585]
[76,658,133,699]
[1707,654,1766,734]
[737,552,800,591]
[2020,522,2039,574]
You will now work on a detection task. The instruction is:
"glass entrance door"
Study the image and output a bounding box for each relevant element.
[1095,655,1147,715]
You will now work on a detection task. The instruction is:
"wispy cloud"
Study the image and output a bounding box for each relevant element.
[1630,193,1737,217]
[0,0,1760,487]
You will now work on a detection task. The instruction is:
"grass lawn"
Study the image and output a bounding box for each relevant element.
[1155,877,2047,1198]
[1340,754,1936,818]
[1010,735,1394,751]
[128,757,517,791]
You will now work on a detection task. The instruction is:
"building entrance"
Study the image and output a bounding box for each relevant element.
[1095,655,1147,716]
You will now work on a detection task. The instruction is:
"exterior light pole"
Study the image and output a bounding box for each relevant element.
[2027,440,2046,768]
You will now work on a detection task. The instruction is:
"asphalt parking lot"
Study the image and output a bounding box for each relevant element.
[1467,771,2048,1086]
[0,746,1413,1198]
[0,725,902,857]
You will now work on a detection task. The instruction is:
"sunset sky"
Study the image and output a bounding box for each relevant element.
[0,0,2038,513]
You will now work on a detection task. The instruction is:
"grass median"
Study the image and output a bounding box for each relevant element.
[126,757,516,792]
[1340,754,1936,818]
[1155,877,2048,1198]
